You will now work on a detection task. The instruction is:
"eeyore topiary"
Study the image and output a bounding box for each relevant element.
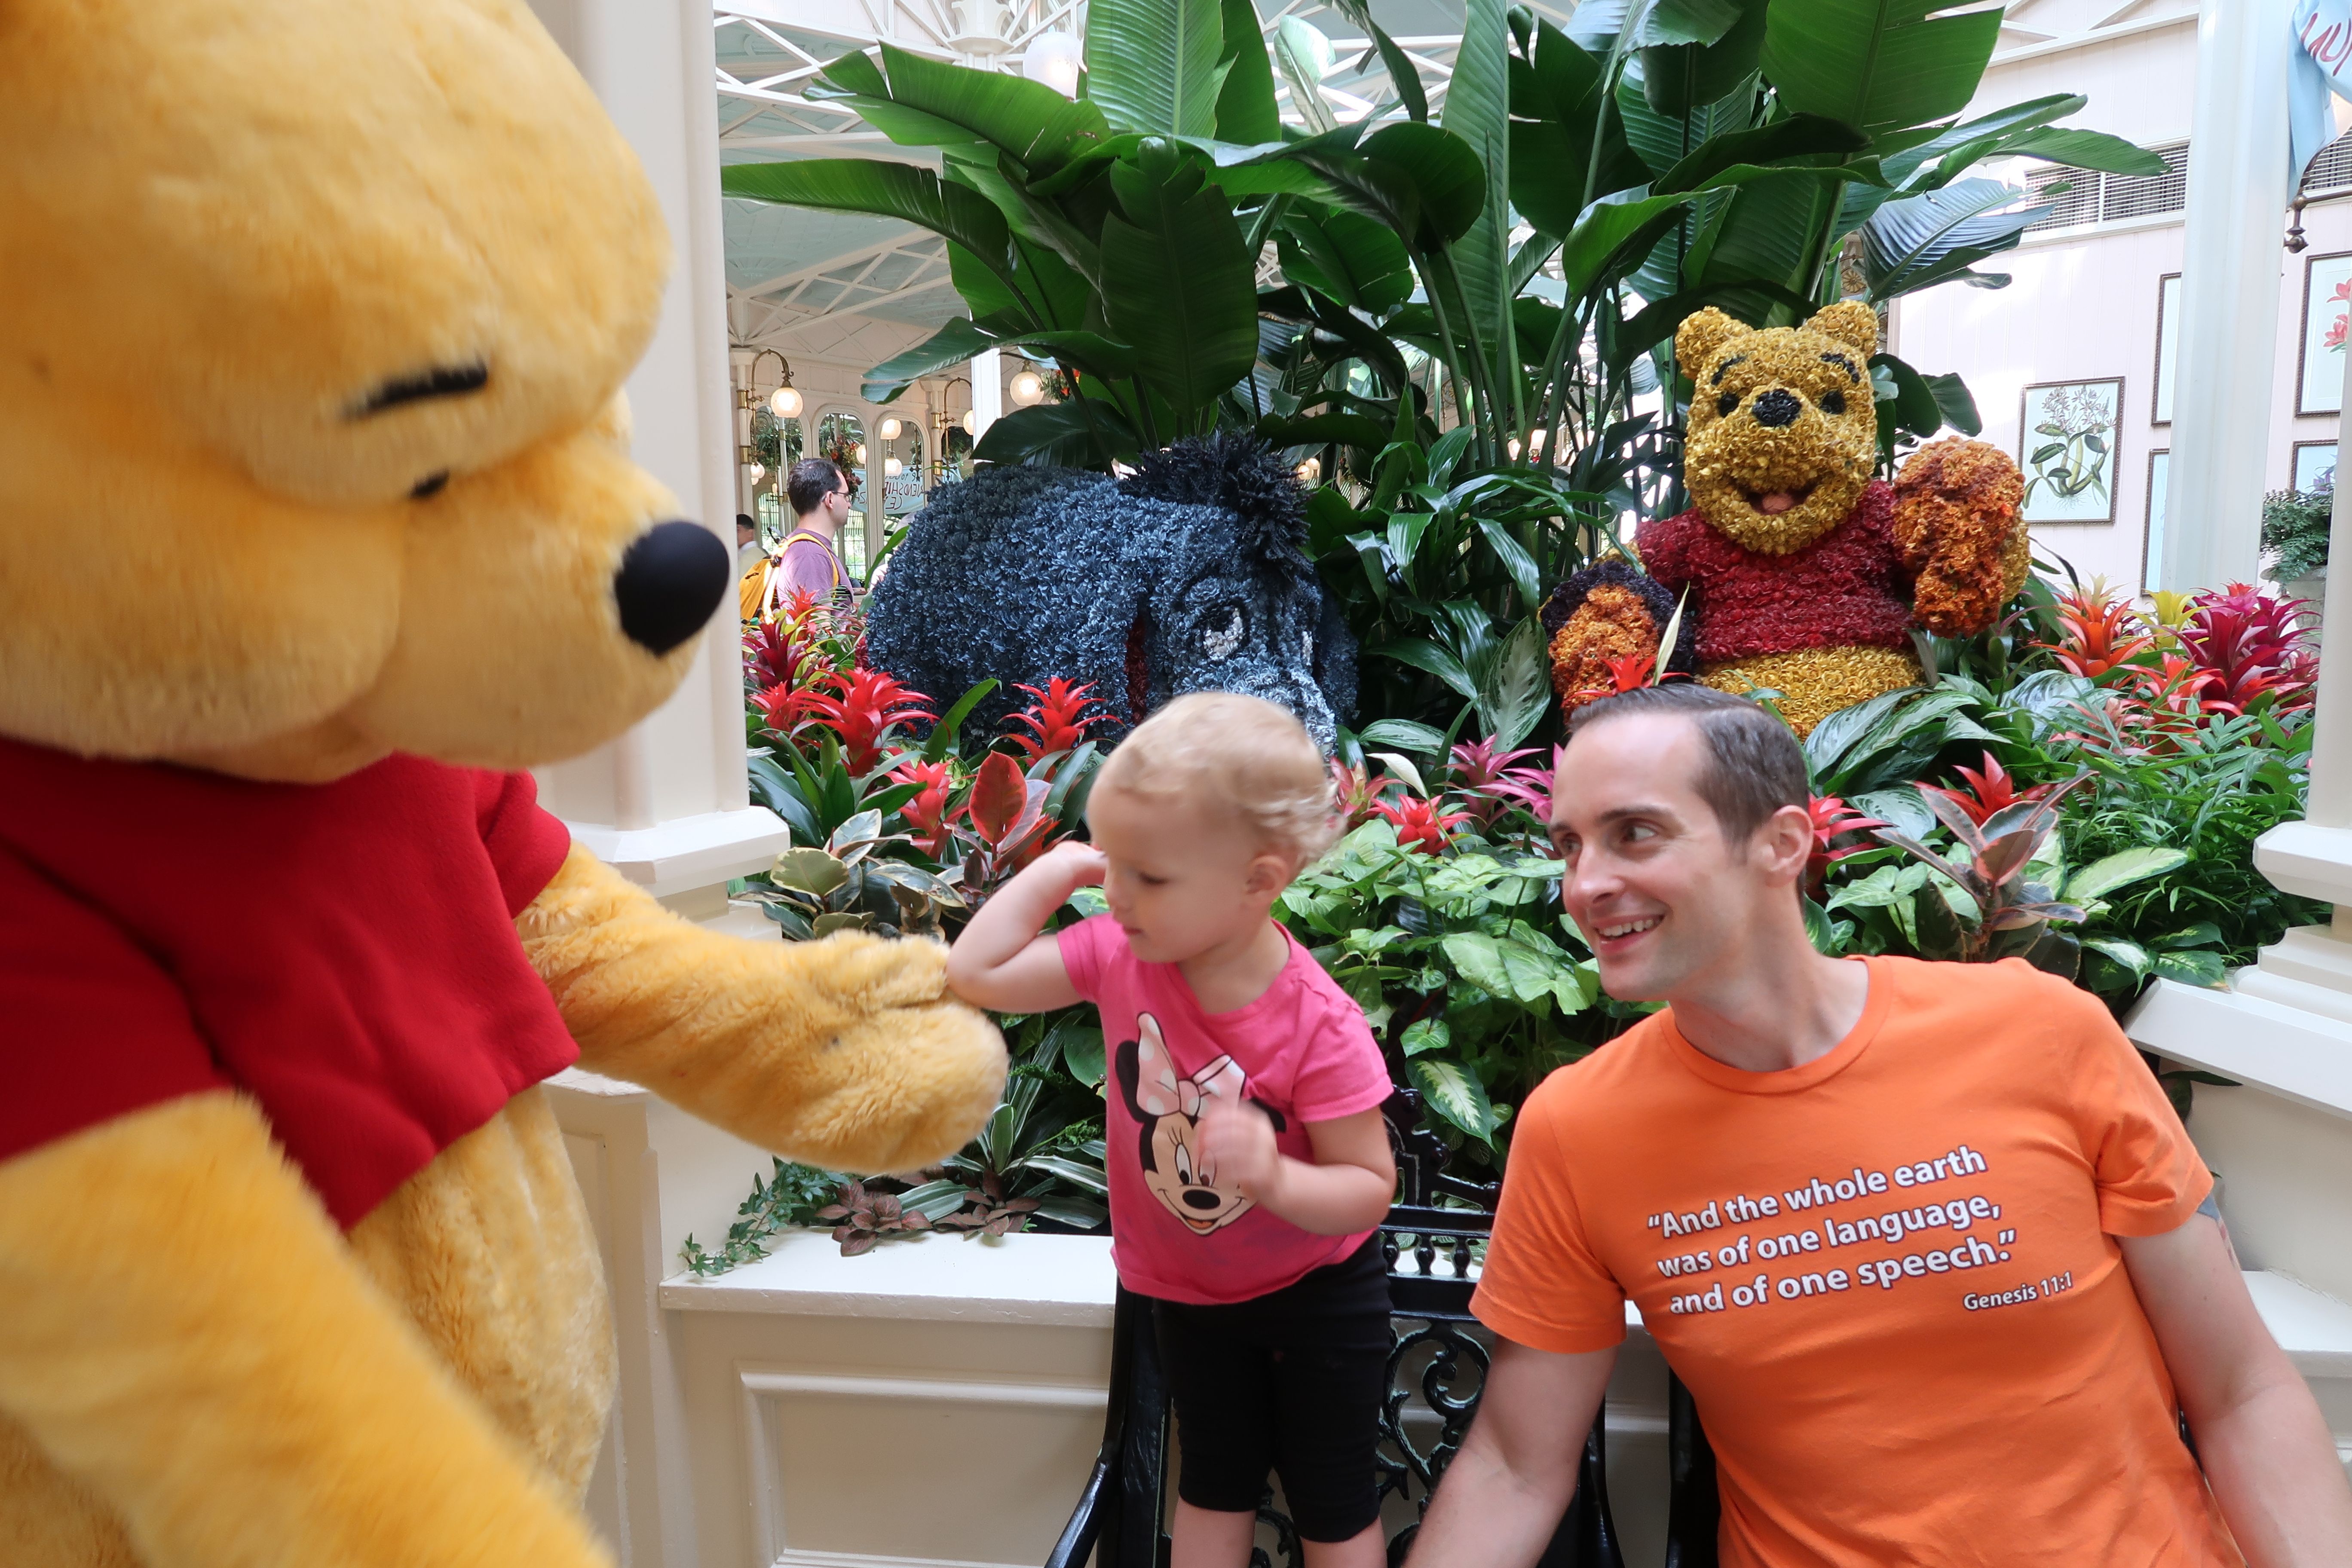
[867,436,1359,747]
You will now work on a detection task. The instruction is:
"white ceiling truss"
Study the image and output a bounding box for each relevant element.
[717,3,1585,353]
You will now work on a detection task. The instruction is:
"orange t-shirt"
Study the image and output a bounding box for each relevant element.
[1472,955,2234,1567]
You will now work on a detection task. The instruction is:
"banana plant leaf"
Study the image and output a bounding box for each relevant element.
[1863,178,2049,303]
[1085,0,1226,137]
[1100,154,1257,426]
[1213,0,1281,141]
[1759,0,2004,136]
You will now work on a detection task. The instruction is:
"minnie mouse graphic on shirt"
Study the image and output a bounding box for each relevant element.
[1114,1014,1286,1236]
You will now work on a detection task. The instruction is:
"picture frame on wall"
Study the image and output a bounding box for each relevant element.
[2294,438,2339,494]
[2152,273,2179,426]
[2020,378,2123,524]
[2297,250,2352,416]
[2142,448,2168,594]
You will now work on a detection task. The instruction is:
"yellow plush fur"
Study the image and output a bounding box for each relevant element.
[0,1,1007,1562]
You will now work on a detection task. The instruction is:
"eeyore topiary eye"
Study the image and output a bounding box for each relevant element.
[861,435,1358,749]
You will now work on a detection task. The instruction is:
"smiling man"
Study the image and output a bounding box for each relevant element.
[1405,684,2352,1567]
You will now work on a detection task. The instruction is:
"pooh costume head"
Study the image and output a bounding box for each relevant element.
[0,5,1004,1565]
[1544,304,2028,735]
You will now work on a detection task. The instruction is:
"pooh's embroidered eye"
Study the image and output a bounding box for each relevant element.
[1820,390,1846,416]
[349,361,489,420]
[1716,393,1740,418]
[410,472,450,500]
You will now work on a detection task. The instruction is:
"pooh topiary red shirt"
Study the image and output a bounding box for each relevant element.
[0,738,579,1228]
[1639,480,1914,663]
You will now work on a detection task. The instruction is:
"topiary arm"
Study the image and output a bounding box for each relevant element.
[0,1092,613,1568]
[519,845,1005,1174]
[1890,436,2029,637]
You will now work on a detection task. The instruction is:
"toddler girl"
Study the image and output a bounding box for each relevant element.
[947,692,1397,1568]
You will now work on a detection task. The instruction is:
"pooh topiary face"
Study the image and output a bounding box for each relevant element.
[1676,303,1881,557]
[0,0,729,781]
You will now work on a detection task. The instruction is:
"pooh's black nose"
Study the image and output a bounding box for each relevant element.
[613,521,729,655]
[1752,389,1801,428]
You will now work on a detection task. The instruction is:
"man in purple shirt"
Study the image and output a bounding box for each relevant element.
[772,457,857,614]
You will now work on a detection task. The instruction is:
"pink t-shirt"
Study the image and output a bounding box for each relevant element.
[1057,914,1394,1305]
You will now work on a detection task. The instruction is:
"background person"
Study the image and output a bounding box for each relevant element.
[946,693,1399,1568]
[1408,683,2352,1568]
[773,457,857,615]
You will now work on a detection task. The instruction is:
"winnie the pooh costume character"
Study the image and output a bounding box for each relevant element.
[1543,303,2028,735]
[0,3,1005,1565]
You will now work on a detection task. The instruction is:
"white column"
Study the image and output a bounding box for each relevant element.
[971,346,1004,442]
[525,0,787,927]
[2164,0,2297,593]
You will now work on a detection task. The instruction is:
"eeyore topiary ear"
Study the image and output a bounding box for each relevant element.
[1117,435,1306,563]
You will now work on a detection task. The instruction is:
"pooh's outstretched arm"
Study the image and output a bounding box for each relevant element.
[521,844,1007,1173]
[0,1092,612,1568]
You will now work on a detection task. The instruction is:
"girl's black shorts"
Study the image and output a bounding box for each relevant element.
[1149,1236,1392,1544]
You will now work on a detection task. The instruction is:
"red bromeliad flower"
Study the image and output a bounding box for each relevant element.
[1477,744,1562,823]
[1572,651,1691,704]
[888,759,957,858]
[796,668,936,773]
[1329,758,1386,827]
[1006,677,1108,765]
[749,680,815,737]
[1914,751,2059,827]
[2175,583,2315,715]
[1445,733,1550,824]
[2037,580,2153,678]
[1372,794,1473,854]
[1807,795,1890,897]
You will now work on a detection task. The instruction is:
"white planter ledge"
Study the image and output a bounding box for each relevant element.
[661,1229,1118,1326]
[2127,977,2352,1120]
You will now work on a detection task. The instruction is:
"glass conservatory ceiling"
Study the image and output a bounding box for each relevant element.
[717,1,1579,346]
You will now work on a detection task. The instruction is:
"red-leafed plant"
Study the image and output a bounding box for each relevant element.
[1005,678,1108,765]
[749,680,814,740]
[888,758,958,858]
[942,750,1065,898]
[795,668,935,773]
[1914,751,2061,827]
[1372,794,1473,854]
[2037,579,2153,678]
[2174,583,2315,715]
[1807,796,1891,897]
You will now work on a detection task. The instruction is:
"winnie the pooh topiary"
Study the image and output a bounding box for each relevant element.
[1544,303,2027,734]
[0,4,1005,1566]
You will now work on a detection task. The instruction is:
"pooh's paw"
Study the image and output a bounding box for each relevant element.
[772,929,953,1012]
[783,997,1010,1174]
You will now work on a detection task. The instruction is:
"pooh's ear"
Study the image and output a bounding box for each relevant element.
[1804,302,1880,356]
[1675,306,1750,374]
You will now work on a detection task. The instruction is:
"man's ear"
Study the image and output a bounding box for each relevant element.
[1755,802,1817,888]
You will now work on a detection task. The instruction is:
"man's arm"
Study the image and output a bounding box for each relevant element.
[2121,1214,2352,1567]
[1406,1337,1617,1568]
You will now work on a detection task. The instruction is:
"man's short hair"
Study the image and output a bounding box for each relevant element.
[735,512,756,533]
[787,458,846,517]
[1567,683,1808,843]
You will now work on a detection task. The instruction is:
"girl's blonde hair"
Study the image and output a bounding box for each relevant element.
[1093,692,1343,865]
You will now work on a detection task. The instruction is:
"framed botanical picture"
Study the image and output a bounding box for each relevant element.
[2294,438,2338,494]
[2151,273,2180,426]
[2297,250,2352,416]
[2020,378,2123,524]
[2142,449,2168,594]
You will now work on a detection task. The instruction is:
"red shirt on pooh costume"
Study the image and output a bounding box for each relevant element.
[1639,479,1914,663]
[0,737,578,1228]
